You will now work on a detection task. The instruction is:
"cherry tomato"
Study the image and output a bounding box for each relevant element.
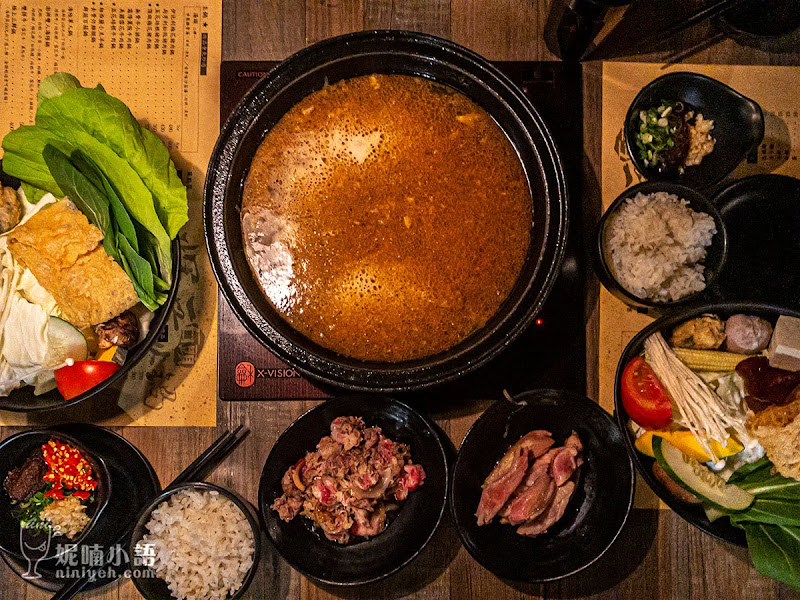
[55,360,121,401]
[621,357,673,429]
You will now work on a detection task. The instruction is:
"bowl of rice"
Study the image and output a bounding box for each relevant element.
[129,482,260,600]
[597,182,727,311]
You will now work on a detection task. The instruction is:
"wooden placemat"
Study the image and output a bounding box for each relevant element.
[0,0,222,426]
[599,61,800,508]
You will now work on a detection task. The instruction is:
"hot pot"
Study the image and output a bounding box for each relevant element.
[204,30,568,392]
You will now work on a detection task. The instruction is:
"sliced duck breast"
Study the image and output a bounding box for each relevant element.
[476,430,554,526]
[517,480,576,536]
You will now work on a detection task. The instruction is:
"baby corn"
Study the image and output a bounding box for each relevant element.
[672,347,748,372]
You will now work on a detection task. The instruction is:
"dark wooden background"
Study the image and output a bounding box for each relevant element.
[2,1,799,598]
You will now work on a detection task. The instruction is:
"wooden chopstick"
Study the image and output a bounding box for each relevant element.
[50,426,250,600]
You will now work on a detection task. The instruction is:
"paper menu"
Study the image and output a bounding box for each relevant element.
[0,0,221,426]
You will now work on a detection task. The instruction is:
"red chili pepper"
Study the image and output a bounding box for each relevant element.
[40,440,98,500]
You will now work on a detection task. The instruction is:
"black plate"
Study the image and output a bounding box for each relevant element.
[258,396,448,585]
[0,430,112,562]
[450,390,634,583]
[0,424,161,591]
[624,72,764,190]
[595,181,728,312]
[712,174,800,310]
[205,30,568,392]
[613,302,800,547]
[129,482,262,600]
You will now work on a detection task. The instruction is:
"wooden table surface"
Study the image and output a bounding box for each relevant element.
[2,1,800,599]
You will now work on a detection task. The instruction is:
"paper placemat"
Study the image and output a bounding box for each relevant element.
[600,62,800,508]
[0,0,221,426]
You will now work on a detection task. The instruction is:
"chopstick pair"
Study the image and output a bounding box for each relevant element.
[50,426,250,600]
[630,0,746,52]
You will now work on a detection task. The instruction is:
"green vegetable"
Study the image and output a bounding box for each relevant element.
[21,182,48,204]
[36,72,82,105]
[0,71,185,304]
[634,100,684,170]
[12,490,53,529]
[71,150,139,252]
[42,145,115,257]
[741,523,800,591]
[709,458,800,590]
[42,145,160,310]
[36,84,187,238]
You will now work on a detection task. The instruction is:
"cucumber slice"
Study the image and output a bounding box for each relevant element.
[653,436,754,511]
[45,316,88,367]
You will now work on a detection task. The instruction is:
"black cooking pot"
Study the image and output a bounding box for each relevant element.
[205,30,568,392]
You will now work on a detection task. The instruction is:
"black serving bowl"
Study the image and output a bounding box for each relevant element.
[0,237,181,413]
[624,72,764,190]
[613,301,800,546]
[205,30,568,392]
[129,482,262,600]
[450,390,634,583]
[712,174,800,310]
[596,181,728,313]
[258,396,448,585]
[0,429,111,561]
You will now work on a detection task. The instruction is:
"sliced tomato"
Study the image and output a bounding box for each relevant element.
[621,357,672,429]
[55,360,121,401]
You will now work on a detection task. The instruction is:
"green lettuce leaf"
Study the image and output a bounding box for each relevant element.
[37,72,82,104]
[20,182,48,204]
[1,126,68,195]
[36,86,187,238]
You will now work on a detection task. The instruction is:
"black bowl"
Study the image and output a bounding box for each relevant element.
[0,238,181,413]
[720,0,800,39]
[450,390,634,583]
[596,181,728,312]
[624,72,764,190]
[0,429,111,561]
[129,482,262,600]
[205,30,568,392]
[712,174,800,310]
[258,396,448,585]
[613,301,800,546]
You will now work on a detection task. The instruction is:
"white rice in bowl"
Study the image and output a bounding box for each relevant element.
[140,489,255,600]
[604,191,716,302]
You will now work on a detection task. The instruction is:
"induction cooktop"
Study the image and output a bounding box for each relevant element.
[216,61,587,401]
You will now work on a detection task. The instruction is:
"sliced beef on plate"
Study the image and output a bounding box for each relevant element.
[517,480,576,536]
[476,430,554,526]
[4,451,48,502]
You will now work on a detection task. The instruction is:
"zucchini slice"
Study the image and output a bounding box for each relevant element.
[653,436,754,511]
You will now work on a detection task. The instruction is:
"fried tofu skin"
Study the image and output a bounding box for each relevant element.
[7,199,137,327]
